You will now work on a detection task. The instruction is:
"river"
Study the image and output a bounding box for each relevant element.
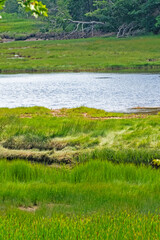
[0,73,159,112]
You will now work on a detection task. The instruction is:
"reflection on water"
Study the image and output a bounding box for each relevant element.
[0,73,159,112]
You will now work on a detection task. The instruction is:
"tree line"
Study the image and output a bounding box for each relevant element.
[1,0,160,36]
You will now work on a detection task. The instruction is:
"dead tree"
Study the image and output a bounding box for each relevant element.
[117,22,136,38]
[66,19,105,37]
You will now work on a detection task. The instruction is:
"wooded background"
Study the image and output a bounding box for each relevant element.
[1,0,160,37]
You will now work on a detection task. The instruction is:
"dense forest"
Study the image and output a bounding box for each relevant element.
[1,0,160,37]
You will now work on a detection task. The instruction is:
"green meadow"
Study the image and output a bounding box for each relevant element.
[0,106,160,238]
[0,13,44,35]
[0,35,160,73]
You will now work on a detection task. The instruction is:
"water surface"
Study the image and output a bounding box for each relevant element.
[0,73,159,112]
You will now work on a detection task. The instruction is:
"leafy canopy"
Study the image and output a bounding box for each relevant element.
[0,0,48,17]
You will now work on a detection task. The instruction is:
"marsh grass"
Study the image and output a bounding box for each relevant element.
[0,106,160,238]
[0,158,160,240]
[0,35,160,73]
[0,107,159,165]
[79,148,160,165]
[0,160,160,210]
[0,209,159,240]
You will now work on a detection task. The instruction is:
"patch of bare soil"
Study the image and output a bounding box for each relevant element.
[51,109,148,120]
[131,107,160,114]
[20,114,32,118]
[19,206,38,212]
[86,114,148,120]
[51,109,66,117]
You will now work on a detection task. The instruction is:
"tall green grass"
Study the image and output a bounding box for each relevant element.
[0,159,160,239]
[79,148,160,165]
[0,159,160,214]
[0,159,159,185]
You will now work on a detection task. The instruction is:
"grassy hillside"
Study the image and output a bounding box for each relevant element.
[0,35,160,73]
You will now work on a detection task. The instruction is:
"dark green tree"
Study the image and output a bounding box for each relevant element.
[68,0,94,20]
[4,0,19,13]
[86,0,160,36]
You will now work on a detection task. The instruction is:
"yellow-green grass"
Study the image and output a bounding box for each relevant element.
[0,160,160,239]
[0,35,160,73]
[0,209,159,239]
[0,106,160,164]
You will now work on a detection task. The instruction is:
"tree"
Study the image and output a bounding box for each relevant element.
[4,0,19,13]
[133,0,160,33]
[86,0,160,36]
[0,0,48,18]
[68,0,94,21]
[42,0,71,32]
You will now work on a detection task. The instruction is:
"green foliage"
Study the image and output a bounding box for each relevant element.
[42,0,71,32]
[86,0,160,35]
[0,0,6,10]
[68,0,94,21]
[18,0,48,18]
[0,0,48,17]
[3,0,19,13]
[156,15,160,27]
[1,0,159,34]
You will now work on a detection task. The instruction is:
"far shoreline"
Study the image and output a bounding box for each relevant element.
[0,67,160,74]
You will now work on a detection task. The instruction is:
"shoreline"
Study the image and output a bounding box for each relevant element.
[0,66,160,74]
[0,106,159,115]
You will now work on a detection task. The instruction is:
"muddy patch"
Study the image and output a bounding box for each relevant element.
[87,115,148,120]
[51,109,148,120]
[130,107,160,114]
[51,109,66,117]
[20,114,32,119]
[19,206,38,212]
